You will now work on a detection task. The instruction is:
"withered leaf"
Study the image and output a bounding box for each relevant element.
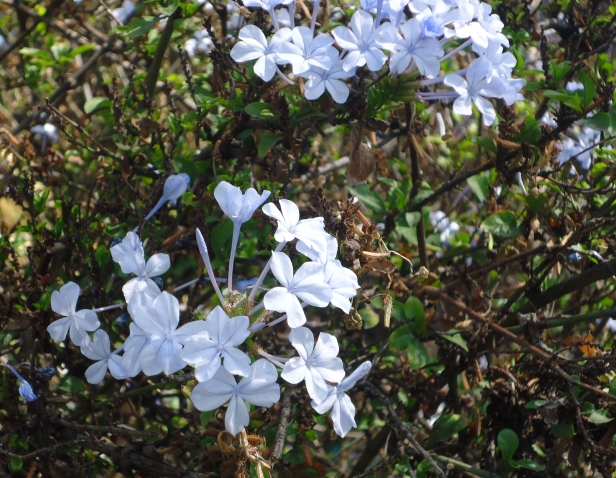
[367,259,396,274]
[347,123,376,185]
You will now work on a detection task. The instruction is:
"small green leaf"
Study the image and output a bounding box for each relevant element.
[404,297,425,333]
[9,457,23,472]
[588,409,613,424]
[33,188,50,215]
[211,219,234,261]
[244,102,279,122]
[348,185,387,214]
[200,411,213,427]
[579,70,596,108]
[159,0,179,15]
[84,97,111,114]
[407,337,429,369]
[583,113,611,131]
[467,174,490,202]
[428,414,469,448]
[551,421,574,438]
[525,400,546,409]
[359,307,380,329]
[390,325,413,350]
[476,136,497,153]
[257,131,284,157]
[58,375,86,393]
[609,378,616,396]
[123,17,161,38]
[513,459,542,471]
[441,332,468,352]
[480,211,524,238]
[543,90,582,113]
[498,429,519,463]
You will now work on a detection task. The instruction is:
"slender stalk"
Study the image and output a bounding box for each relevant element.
[248,302,265,316]
[269,7,280,30]
[91,303,124,313]
[276,66,295,85]
[310,0,320,33]
[421,68,467,86]
[228,221,242,293]
[430,454,501,478]
[258,350,289,368]
[196,228,227,308]
[247,241,286,305]
[439,38,472,63]
[288,3,295,28]
[374,0,384,26]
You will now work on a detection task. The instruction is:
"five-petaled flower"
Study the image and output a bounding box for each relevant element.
[48,282,100,346]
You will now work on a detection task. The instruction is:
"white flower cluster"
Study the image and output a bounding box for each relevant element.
[227,0,524,124]
[47,177,370,438]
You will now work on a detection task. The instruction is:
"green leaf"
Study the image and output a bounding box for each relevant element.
[244,102,279,122]
[525,193,547,215]
[588,409,614,424]
[200,411,213,427]
[9,457,23,472]
[609,378,616,396]
[95,247,111,268]
[517,120,542,144]
[480,211,524,238]
[543,90,582,113]
[477,136,497,153]
[551,421,574,438]
[583,112,611,131]
[428,414,469,448]
[390,325,413,350]
[498,429,519,463]
[407,336,429,369]
[359,307,380,329]
[123,17,161,38]
[525,399,546,409]
[159,0,179,15]
[211,219,234,261]
[33,188,50,215]
[404,297,425,333]
[84,97,111,114]
[348,185,387,214]
[258,131,284,157]
[513,459,542,471]
[467,174,490,202]
[441,332,468,352]
[579,70,596,108]
[58,375,86,393]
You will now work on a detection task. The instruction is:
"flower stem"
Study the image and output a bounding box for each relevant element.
[91,303,125,313]
[248,302,265,316]
[269,7,280,30]
[310,0,320,33]
[439,38,472,63]
[247,241,286,305]
[228,221,242,294]
[420,68,466,86]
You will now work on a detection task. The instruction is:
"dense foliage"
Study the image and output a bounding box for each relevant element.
[1,0,616,476]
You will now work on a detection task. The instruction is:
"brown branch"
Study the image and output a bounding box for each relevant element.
[521,257,616,313]
[421,286,616,402]
[361,382,447,478]
[49,417,160,437]
[0,439,92,461]
[408,160,495,212]
[272,386,292,462]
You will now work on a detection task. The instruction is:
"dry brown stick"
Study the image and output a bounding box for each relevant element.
[49,417,160,437]
[443,245,556,292]
[361,382,447,478]
[272,386,293,462]
[422,286,616,402]
[0,438,92,460]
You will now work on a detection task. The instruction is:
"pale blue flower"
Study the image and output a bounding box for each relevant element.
[5,364,38,402]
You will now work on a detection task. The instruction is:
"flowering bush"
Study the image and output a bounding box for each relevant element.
[1,0,616,476]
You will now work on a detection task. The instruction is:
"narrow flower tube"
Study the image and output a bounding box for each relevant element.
[5,364,38,402]
[196,228,227,308]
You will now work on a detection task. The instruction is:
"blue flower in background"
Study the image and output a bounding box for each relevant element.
[5,364,38,402]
